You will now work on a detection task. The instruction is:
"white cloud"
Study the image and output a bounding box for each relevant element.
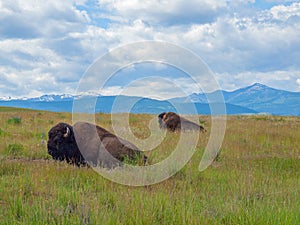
[1,1,300,98]
[86,3,300,75]
[216,70,300,91]
[98,0,228,25]
[120,77,190,100]
[100,76,209,100]
[266,0,298,3]
[0,0,90,97]
[0,0,90,39]
[189,4,300,74]
[269,2,300,21]
[297,78,300,88]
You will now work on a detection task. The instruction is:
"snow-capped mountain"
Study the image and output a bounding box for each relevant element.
[0,94,74,102]
[0,96,14,101]
[0,96,29,101]
[0,83,299,115]
[172,83,300,115]
[28,94,75,102]
[223,83,295,105]
[230,83,300,115]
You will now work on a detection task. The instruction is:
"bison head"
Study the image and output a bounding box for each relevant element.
[158,112,167,129]
[47,122,84,166]
[158,112,206,132]
[160,112,181,132]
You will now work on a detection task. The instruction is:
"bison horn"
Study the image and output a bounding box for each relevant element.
[64,126,70,138]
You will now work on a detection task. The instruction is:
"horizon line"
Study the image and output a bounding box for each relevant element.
[1,82,299,100]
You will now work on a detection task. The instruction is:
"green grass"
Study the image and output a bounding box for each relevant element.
[6,117,22,125]
[0,107,299,224]
[0,107,35,112]
[3,143,25,158]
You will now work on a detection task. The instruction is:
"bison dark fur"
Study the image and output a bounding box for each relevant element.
[47,122,84,166]
[158,112,206,132]
[47,122,147,168]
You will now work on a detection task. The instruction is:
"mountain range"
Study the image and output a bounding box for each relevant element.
[171,83,300,116]
[0,83,299,116]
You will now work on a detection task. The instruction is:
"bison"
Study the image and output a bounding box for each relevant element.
[158,112,206,132]
[47,122,147,168]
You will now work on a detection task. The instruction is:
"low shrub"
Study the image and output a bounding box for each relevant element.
[7,117,22,125]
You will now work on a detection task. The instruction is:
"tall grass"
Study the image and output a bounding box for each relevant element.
[0,108,299,224]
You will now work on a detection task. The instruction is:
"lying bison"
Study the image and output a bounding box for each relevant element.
[47,122,147,168]
[158,112,206,132]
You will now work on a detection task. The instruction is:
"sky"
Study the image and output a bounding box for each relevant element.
[0,0,300,99]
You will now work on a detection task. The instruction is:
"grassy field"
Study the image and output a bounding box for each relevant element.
[0,107,299,224]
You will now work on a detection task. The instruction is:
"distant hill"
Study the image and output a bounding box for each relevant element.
[171,83,300,116]
[0,95,256,115]
[0,83,299,115]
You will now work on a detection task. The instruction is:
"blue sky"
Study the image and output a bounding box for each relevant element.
[0,0,300,99]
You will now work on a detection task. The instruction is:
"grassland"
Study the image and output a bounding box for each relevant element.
[0,107,299,224]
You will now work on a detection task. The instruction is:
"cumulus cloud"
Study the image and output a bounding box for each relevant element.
[297,78,300,89]
[98,0,228,26]
[112,77,200,100]
[176,2,300,75]
[216,70,300,91]
[0,0,90,38]
[87,2,300,75]
[0,0,90,97]
[266,0,297,3]
[1,0,300,98]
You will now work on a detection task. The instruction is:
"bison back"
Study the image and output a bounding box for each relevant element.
[73,121,143,168]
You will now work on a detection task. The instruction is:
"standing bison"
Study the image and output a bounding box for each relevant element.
[158,112,206,132]
[47,122,147,168]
